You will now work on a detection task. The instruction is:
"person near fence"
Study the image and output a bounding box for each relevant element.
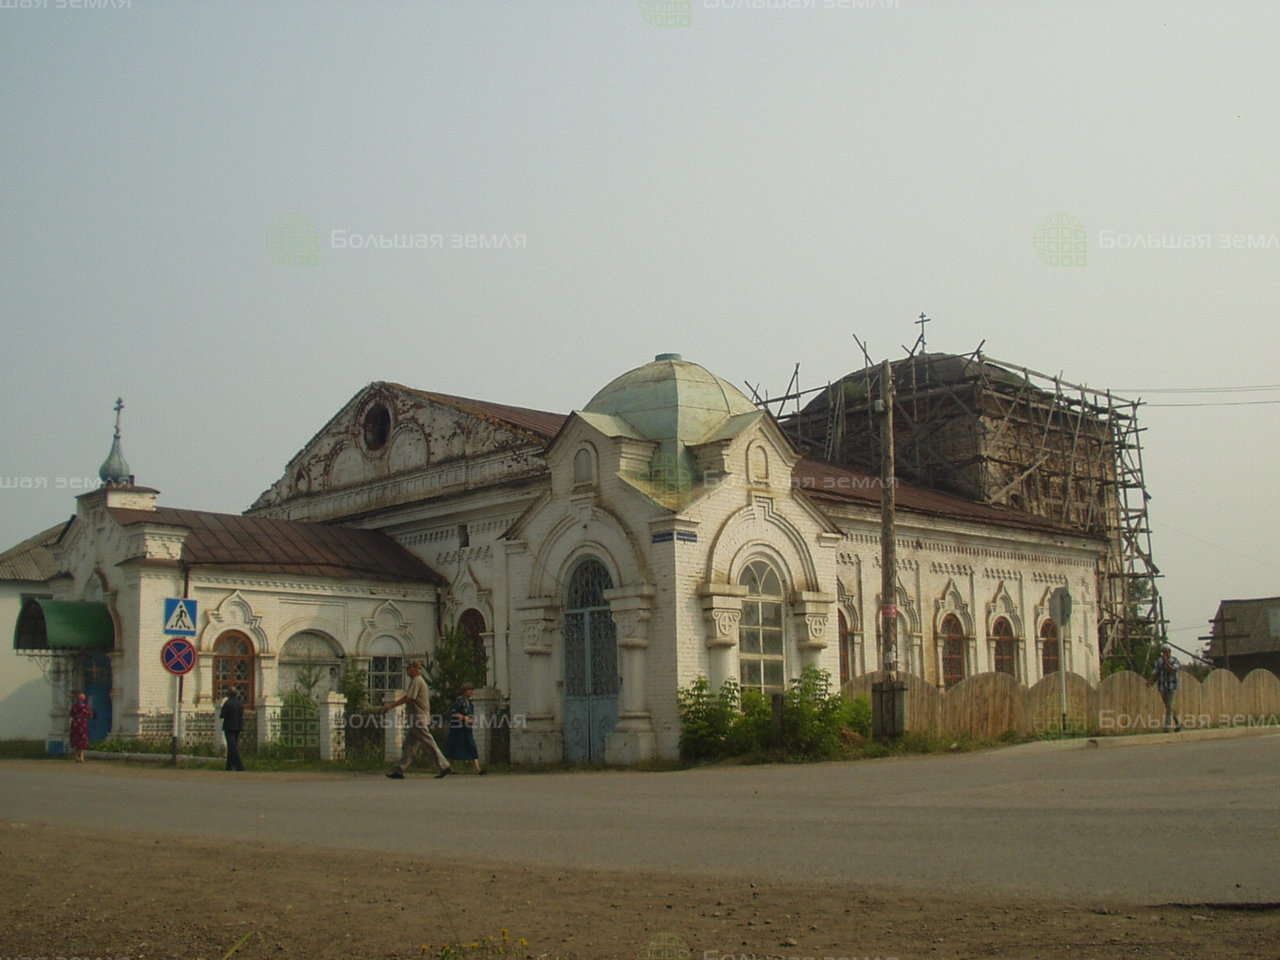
[382,660,452,780]
[219,689,246,770]
[1152,646,1181,733]
[446,682,485,775]
[69,692,92,763]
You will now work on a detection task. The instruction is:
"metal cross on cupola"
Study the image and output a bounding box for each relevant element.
[98,396,133,486]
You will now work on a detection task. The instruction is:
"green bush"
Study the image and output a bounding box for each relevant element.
[845,695,872,738]
[676,676,739,761]
[340,665,370,714]
[726,689,772,756]
[426,620,487,721]
[678,668,869,763]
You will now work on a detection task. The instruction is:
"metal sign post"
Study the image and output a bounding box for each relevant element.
[161,637,197,766]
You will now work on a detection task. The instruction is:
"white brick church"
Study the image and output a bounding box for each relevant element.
[10,354,1105,762]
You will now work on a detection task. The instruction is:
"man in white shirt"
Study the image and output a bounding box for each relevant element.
[382,660,452,779]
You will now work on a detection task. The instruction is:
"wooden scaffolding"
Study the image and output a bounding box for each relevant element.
[748,342,1167,670]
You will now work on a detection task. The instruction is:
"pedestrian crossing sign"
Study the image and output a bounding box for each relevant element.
[163,597,198,636]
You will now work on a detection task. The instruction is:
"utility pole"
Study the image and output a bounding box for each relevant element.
[873,359,906,739]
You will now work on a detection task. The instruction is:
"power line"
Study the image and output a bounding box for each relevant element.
[1117,383,1280,394]
[1146,399,1280,407]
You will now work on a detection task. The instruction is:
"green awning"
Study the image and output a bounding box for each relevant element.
[13,599,114,651]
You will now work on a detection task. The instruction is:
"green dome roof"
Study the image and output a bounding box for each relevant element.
[584,354,756,444]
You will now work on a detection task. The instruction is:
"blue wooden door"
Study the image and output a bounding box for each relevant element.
[84,652,112,743]
[563,560,619,764]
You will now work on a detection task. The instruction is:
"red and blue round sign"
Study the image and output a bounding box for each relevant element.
[161,637,198,675]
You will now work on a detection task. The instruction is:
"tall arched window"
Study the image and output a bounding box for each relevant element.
[838,610,850,686]
[940,614,966,689]
[1040,620,1060,677]
[213,631,255,704]
[459,608,487,681]
[992,617,1017,677]
[738,559,785,696]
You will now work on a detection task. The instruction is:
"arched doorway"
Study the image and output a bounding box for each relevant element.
[562,558,619,764]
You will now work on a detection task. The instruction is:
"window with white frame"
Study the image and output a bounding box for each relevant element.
[367,635,405,704]
[738,559,786,696]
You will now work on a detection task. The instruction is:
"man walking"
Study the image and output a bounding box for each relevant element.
[220,689,246,771]
[1152,646,1181,733]
[382,660,452,780]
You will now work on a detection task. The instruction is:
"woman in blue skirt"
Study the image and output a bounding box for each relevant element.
[446,683,485,774]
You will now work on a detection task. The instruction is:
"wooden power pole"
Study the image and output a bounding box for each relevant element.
[873,359,906,738]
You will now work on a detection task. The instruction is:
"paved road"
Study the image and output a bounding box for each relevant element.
[3,734,1278,905]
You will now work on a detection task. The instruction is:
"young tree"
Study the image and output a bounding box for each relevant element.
[424,620,486,721]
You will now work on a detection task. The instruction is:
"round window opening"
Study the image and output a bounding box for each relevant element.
[363,403,392,451]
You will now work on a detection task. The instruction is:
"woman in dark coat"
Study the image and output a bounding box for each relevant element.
[446,683,484,774]
[69,693,93,763]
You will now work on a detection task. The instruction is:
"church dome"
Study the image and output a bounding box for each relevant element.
[584,353,757,444]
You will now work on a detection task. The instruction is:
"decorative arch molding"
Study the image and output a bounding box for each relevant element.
[387,421,430,475]
[276,616,349,656]
[1032,585,1056,636]
[201,591,268,654]
[442,562,494,632]
[986,580,1024,637]
[934,578,974,637]
[356,599,416,656]
[837,578,862,633]
[706,495,819,592]
[873,578,921,636]
[527,505,646,602]
[871,577,923,676]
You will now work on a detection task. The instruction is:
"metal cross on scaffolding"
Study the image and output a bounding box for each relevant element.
[112,397,124,438]
[915,312,931,350]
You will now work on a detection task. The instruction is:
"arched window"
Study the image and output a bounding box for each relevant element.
[838,610,850,686]
[278,631,343,698]
[459,608,487,679]
[213,631,255,704]
[367,635,405,703]
[1041,620,1060,677]
[992,617,1017,676]
[573,447,595,486]
[738,559,785,696]
[940,614,966,689]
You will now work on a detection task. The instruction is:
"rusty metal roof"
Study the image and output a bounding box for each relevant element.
[794,458,1096,538]
[388,384,568,441]
[0,522,66,582]
[106,507,444,584]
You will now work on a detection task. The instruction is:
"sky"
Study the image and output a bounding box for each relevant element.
[2,0,1277,653]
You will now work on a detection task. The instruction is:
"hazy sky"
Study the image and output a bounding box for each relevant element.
[3,0,1277,651]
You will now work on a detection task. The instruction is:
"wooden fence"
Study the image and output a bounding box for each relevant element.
[843,668,1280,739]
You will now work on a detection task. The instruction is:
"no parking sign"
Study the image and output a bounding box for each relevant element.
[161,637,197,675]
